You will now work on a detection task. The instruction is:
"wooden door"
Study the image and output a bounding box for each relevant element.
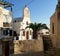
[2,41,9,56]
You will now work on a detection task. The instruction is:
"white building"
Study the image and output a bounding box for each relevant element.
[37,29,50,39]
[13,5,33,40]
[0,1,13,39]
[39,29,50,35]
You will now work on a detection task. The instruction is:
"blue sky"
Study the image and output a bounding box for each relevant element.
[5,0,57,27]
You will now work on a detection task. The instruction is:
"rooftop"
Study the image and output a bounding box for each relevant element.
[0,0,14,8]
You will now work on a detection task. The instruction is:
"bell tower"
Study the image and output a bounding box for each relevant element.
[23,5,30,18]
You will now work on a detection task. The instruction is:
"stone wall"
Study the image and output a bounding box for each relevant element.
[0,39,44,55]
[14,39,44,54]
[50,2,60,48]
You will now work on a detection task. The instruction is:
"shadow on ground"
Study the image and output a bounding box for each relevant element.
[13,51,56,56]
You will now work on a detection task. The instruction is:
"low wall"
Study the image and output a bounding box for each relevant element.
[14,39,44,54]
[0,39,44,55]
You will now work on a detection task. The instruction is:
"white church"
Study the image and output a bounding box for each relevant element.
[13,5,33,40]
[0,0,33,40]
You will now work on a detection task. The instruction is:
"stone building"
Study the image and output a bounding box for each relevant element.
[50,0,60,48]
[13,5,33,40]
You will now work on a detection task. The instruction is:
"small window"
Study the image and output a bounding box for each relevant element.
[46,32,49,34]
[52,23,54,34]
[26,21,28,25]
[9,30,12,36]
[58,13,60,18]
[3,30,6,35]
[3,30,8,35]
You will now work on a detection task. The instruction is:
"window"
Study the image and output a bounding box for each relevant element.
[3,30,8,35]
[3,30,6,35]
[52,23,54,34]
[46,32,49,34]
[3,22,10,27]
[3,29,13,36]
[58,13,60,18]
[9,30,12,36]
[26,21,28,25]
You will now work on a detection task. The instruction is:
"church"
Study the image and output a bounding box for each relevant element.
[13,5,33,40]
[0,0,33,41]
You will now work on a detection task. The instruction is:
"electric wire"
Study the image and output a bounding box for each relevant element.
[12,0,35,14]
